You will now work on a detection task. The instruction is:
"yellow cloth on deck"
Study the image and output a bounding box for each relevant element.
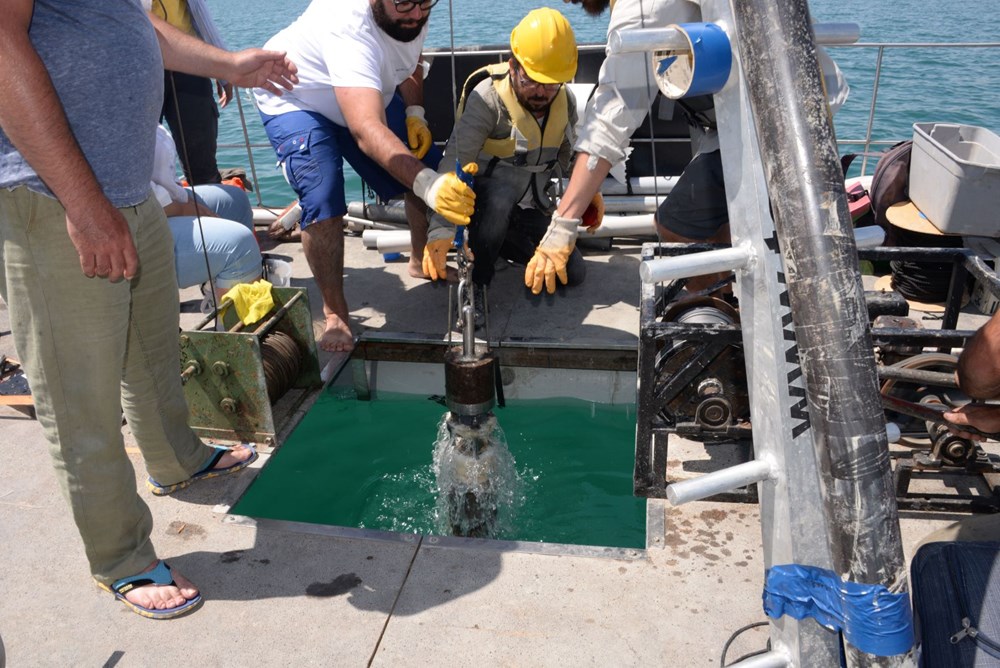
[222,280,275,325]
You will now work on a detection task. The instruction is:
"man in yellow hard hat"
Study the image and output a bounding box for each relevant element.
[424,7,604,322]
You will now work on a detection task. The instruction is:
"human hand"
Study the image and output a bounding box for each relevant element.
[65,201,139,282]
[421,218,457,281]
[524,214,580,295]
[229,49,298,96]
[412,163,478,227]
[217,81,234,109]
[582,192,604,233]
[405,106,433,159]
[944,404,1000,441]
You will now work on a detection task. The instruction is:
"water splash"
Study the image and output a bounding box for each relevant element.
[432,413,522,538]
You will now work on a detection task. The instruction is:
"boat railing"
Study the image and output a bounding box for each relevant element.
[834,40,1000,175]
[219,39,1000,208]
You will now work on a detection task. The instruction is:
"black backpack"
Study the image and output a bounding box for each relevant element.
[866,140,913,244]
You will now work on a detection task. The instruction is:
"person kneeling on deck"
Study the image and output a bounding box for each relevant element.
[424,8,600,319]
[254,0,476,353]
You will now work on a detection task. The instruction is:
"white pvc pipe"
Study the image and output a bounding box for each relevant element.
[345,215,402,232]
[558,176,677,196]
[853,225,885,248]
[608,27,688,55]
[640,245,752,283]
[583,214,657,238]
[608,22,858,55]
[812,23,861,45]
[362,229,412,253]
[727,649,793,668]
[585,195,663,214]
[666,459,776,506]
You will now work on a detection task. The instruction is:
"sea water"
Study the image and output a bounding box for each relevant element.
[208,0,1000,206]
[231,387,646,549]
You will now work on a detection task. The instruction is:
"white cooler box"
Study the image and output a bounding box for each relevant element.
[909,122,1000,236]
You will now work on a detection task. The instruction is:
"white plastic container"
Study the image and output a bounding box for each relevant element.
[909,122,1000,236]
[264,258,292,287]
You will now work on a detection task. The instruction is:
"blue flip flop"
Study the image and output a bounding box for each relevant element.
[146,444,258,496]
[98,560,202,620]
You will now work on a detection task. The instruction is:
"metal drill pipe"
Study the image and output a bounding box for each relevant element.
[731,0,909,663]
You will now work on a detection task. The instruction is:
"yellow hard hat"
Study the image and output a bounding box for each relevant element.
[510,8,578,84]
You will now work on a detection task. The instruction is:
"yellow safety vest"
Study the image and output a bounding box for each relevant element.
[459,63,569,170]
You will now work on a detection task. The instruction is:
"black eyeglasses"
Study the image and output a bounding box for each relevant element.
[513,66,562,93]
[392,0,439,12]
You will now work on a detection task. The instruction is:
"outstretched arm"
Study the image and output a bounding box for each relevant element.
[957,310,1000,400]
[0,0,138,281]
[148,13,297,96]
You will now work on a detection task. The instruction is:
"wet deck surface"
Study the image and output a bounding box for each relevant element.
[0,225,988,665]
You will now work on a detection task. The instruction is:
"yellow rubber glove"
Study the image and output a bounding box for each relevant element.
[525,215,580,295]
[421,216,455,281]
[582,192,605,233]
[405,105,433,159]
[412,163,478,227]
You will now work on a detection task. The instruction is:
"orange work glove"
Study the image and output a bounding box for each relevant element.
[582,192,605,233]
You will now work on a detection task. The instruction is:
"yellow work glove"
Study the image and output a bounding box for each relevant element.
[405,106,433,159]
[525,215,580,295]
[412,163,478,227]
[582,192,605,233]
[421,216,456,281]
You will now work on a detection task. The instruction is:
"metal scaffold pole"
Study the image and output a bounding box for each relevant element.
[625,0,913,662]
[729,0,909,664]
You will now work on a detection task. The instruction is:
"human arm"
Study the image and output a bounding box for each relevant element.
[147,13,297,96]
[956,310,1000,400]
[216,80,234,109]
[399,61,432,159]
[0,0,138,281]
[939,311,1000,439]
[336,86,475,226]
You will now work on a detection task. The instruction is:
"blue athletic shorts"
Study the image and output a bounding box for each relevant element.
[259,92,442,229]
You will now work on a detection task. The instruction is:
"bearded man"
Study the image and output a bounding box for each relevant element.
[255,0,476,352]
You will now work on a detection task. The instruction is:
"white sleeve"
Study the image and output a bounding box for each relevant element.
[151,125,190,206]
[575,0,701,165]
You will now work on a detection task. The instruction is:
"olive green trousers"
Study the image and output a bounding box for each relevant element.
[0,188,213,585]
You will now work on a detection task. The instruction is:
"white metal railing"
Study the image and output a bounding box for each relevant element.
[218,40,1000,206]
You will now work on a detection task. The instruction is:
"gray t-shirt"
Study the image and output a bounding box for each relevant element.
[0,0,163,208]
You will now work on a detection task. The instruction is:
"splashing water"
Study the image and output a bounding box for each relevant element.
[432,413,522,538]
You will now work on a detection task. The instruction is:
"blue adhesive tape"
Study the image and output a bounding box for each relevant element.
[655,23,732,99]
[763,564,914,656]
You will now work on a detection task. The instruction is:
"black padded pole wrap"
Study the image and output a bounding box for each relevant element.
[730,0,909,663]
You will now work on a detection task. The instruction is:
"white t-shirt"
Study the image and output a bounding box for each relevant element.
[254,0,427,126]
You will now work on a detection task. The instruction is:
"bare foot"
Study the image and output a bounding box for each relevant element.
[213,444,255,470]
[407,258,459,283]
[318,313,354,353]
[124,561,199,612]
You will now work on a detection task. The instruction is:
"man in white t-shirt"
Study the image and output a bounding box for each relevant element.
[255,0,476,353]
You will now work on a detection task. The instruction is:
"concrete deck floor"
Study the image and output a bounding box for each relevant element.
[0,225,986,666]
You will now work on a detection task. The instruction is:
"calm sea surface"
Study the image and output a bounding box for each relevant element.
[206,0,1000,206]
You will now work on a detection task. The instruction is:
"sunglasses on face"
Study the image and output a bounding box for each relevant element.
[391,0,439,13]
